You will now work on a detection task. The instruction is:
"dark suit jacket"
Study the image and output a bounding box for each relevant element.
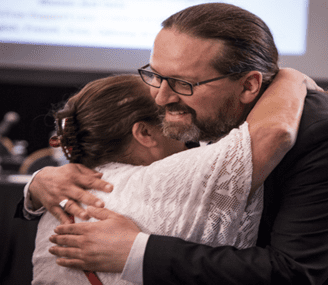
[143,90,328,285]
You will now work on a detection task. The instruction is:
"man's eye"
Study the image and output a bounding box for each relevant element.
[176,81,190,88]
[153,74,162,81]
[145,71,155,78]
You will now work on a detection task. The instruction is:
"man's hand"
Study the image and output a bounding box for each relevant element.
[48,206,140,272]
[29,164,113,224]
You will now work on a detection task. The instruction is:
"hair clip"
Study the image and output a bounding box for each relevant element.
[49,135,61,148]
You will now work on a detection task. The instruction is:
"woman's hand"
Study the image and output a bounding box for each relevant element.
[29,163,113,224]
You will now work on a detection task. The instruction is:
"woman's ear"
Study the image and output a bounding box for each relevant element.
[240,71,263,104]
[132,122,159,148]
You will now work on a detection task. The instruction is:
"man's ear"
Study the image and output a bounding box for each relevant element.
[132,122,159,148]
[240,71,263,104]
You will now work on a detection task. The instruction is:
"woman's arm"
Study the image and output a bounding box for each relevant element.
[247,68,316,191]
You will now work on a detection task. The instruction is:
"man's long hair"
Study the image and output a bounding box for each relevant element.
[162,3,279,99]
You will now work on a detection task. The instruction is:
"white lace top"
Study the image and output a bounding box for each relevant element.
[32,122,263,285]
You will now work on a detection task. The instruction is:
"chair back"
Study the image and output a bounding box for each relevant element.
[19,148,59,174]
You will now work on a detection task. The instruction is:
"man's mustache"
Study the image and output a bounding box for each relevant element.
[158,103,196,117]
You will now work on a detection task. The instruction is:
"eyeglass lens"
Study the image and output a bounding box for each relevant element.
[140,70,192,95]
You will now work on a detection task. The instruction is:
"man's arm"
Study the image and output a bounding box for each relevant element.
[26,163,113,224]
[143,91,328,285]
[47,71,325,280]
[49,206,141,272]
[14,170,46,220]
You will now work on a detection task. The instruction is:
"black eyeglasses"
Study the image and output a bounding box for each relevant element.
[138,64,235,96]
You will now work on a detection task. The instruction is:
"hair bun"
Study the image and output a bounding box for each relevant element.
[59,115,83,163]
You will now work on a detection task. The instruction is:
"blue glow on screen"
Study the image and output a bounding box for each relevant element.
[0,0,308,56]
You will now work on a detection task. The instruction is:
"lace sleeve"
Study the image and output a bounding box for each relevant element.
[32,122,262,285]
[106,121,262,249]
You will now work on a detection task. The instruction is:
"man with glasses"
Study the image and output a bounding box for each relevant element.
[19,3,328,284]
[138,63,235,96]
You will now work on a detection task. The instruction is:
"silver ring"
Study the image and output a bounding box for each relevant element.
[59,199,69,210]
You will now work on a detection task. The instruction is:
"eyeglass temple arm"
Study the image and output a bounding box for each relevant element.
[194,74,233,86]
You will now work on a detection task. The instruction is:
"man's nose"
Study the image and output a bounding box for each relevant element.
[153,80,180,106]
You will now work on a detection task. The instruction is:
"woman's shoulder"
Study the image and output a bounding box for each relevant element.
[96,162,143,181]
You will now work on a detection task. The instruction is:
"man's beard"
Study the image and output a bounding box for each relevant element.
[159,101,243,142]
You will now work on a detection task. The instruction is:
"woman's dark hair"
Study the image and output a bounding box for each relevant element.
[162,3,279,95]
[55,75,160,169]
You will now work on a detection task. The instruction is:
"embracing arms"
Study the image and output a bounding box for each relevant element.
[246,68,310,192]
[25,163,113,223]
[23,69,317,223]
[144,89,328,285]
[21,69,326,284]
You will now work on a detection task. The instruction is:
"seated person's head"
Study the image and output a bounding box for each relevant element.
[54,75,186,169]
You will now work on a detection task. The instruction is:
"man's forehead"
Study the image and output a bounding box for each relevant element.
[153,28,223,56]
[150,28,224,79]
